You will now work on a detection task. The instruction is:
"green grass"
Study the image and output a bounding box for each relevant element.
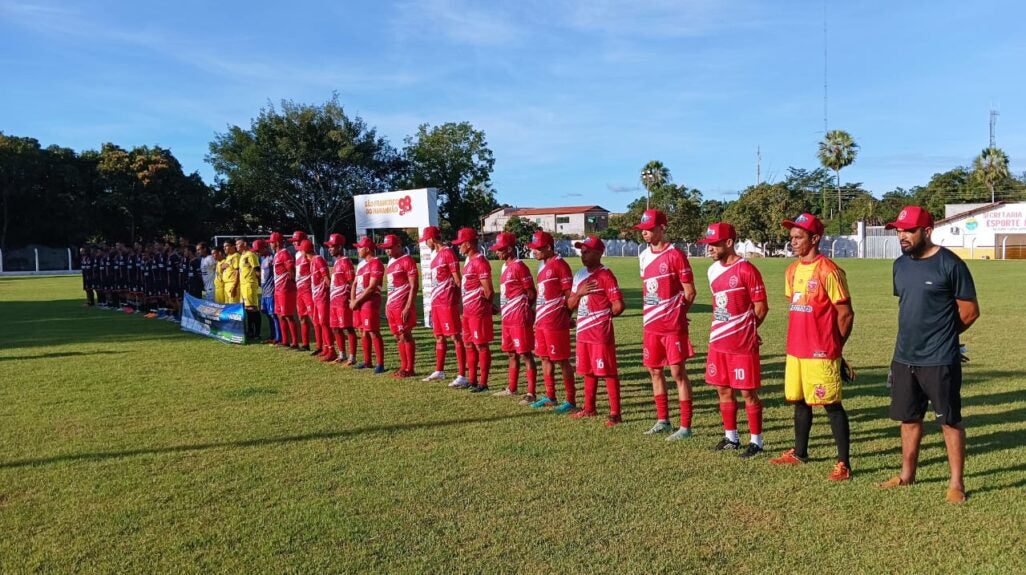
[1,257,1025,574]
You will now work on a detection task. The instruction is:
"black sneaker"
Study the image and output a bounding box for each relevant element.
[467,384,481,392]
[739,443,763,459]
[470,385,490,394]
[713,438,741,451]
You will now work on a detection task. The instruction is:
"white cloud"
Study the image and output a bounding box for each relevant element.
[392,0,522,47]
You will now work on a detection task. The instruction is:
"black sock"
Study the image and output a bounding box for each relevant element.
[252,312,261,339]
[825,403,851,468]
[794,401,813,459]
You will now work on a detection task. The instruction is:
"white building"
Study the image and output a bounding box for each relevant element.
[481,205,611,238]
[931,201,1026,259]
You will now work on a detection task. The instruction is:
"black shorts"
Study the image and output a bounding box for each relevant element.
[888,361,962,426]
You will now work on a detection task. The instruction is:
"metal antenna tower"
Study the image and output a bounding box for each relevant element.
[990,109,999,148]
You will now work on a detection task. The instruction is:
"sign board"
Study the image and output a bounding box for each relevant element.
[181,293,246,344]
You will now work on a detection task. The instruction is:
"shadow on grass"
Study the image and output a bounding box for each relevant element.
[0,411,546,470]
[0,350,126,362]
[0,300,187,350]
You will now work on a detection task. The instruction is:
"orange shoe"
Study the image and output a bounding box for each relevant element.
[571,409,598,419]
[945,487,966,504]
[878,476,913,489]
[770,449,807,465]
[827,461,851,481]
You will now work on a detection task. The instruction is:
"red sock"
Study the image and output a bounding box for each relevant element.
[508,356,520,393]
[362,333,372,364]
[406,340,416,373]
[466,345,478,383]
[563,370,576,405]
[278,318,290,344]
[397,340,407,371]
[544,372,556,400]
[746,400,763,435]
[301,321,310,347]
[347,331,357,358]
[480,346,490,387]
[372,334,384,367]
[455,340,466,376]
[583,375,598,412]
[605,378,621,416]
[527,364,537,396]
[435,340,446,372]
[333,331,345,355]
[720,400,738,432]
[680,399,693,429]
[654,393,669,421]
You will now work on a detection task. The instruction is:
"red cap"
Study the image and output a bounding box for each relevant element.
[324,233,346,248]
[526,230,554,250]
[290,230,308,244]
[251,239,267,252]
[634,209,668,230]
[490,232,516,251]
[353,236,376,250]
[298,239,314,254]
[269,232,284,244]
[419,226,441,243]
[377,234,400,249]
[782,213,824,236]
[885,205,934,230]
[573,235,605,253]
[697,222,737,244]
[450,227,478,245]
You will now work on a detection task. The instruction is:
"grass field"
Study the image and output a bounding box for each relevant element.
[1,257,1025,574]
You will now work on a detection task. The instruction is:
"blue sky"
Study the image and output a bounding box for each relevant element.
[2,0,1024,211]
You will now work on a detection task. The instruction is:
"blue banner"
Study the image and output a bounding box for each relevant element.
[181,293,246,344]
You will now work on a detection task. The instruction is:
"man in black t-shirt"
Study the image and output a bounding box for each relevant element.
[879,205,980,504]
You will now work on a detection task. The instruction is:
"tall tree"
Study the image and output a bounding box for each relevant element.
[973,147,1010,203]
[0,134,43,250]
[503,215,541,247]
[817,129,859,235]
[723,182,810,253]
[402,122,497,232]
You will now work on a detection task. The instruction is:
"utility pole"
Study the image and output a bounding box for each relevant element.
[823,0,829,135]
[990,109,999,148]
[756,146,762,186]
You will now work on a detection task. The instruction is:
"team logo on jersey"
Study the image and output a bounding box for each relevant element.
[715,292,728,309]
[578,296,590,317]
[659,263,668,273]
[814,385,827,399]
[398,195,413,216]
[807,279,819,293]
[728,275,739,288]
[707,362,717,376]
[644,278,660,305]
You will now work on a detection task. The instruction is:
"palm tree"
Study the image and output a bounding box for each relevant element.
[640,160,671,208]
[973,147,1010,203]
[817,130,859,236]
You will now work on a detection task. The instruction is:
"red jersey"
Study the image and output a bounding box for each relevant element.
[272,249,296,293]
[355,258,384,303]
[500,259,534,327]
[707,259,766,353]
[330,257,355,306]
[385,254,418,312]
[572,266,622,345]
[785,255,850,359]
[429,247,460,307]
[639,245,694,334]
[461,253,493,318]
[535,256,573,330]
[310,254,330,303]
[295,252,312,295]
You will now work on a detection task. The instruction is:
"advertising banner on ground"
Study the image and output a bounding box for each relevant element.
[181,293,246,344]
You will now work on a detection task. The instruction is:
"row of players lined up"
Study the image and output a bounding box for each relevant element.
[82,205,979,503]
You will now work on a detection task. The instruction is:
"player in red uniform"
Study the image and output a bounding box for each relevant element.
[307,239,335,361]
[350,236,386,373]
[291,231,317,352]
[270,232,299,348]
[526,230,577,413]
[451,228,495,392]
[419,226,468,386]
[380,234,420,378]
[567,236,625,426]
[489,232,538,401]
[635,209,698,440]
[325,233,357,365]
[698,222,769,457]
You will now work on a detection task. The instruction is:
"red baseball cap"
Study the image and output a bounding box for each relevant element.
[526,230,554,250]
[885,205,935,230]
[782,213,825,236]
[268,231,284,244]
[353,236,376,250]
[450,227,478,245]
[419,226,441,243]
[697,222,737,244]
[634,209,668,230]
[251,239,267,252]
[490,232,516,251]
[324,233,346,247]
[298,239,314,254]
[290,230,308,244]
[573,235,605,253]
[377,234,401,249]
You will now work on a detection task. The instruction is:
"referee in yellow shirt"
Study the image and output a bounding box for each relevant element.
[221,241,241,304]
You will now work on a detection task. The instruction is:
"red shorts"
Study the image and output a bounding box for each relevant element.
[274,290,296,316]
[386,306,417,335]
[501,324,534,354]
[357,299,381,332]
[642,331,695,368]
[705,347,761,390]
[430,304,461,336]
[535,328,571,361]
[296,290,314,318]
[462,314,494,345]
[313,299,330,326]
[329,301,354,329]
[576,341,618,377]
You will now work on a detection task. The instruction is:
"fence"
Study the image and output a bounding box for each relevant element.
[0,246,76,274]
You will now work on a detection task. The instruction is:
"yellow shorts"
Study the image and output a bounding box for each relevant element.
[222,283,241,304]
[784,355,842,405]
[240,284,260,308]
[215,286,225,304]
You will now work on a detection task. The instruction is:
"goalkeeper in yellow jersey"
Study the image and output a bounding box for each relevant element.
[237,238,262,340]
